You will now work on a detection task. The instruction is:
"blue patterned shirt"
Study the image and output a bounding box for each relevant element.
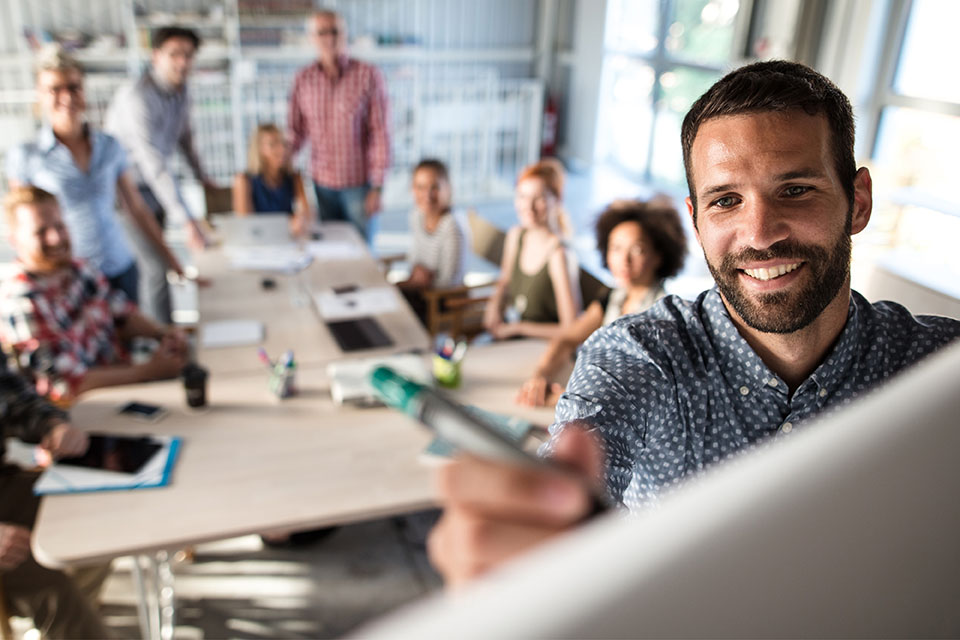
[547,289,960,511]
[5,125,135,278]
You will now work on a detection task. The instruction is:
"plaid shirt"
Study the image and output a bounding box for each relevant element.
[0,259,134,403]
[288,56,391,189]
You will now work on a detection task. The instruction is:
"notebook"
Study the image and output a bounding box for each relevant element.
[33,434,182,495]
[327,353,431,407]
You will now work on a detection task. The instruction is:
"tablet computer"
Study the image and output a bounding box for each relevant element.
[326,316,394,352]
[57,434,164,475]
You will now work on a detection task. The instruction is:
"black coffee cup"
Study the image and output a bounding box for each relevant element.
[182,363,209,408]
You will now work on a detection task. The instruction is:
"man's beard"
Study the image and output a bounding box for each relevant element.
[706,227,851,334]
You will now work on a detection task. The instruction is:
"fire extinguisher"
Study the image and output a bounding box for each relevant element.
[541,94,558,158]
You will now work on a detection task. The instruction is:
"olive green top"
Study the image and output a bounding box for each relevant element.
[505,229,561,324]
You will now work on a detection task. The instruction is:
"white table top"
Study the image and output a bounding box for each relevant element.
[194,221,430,375]
[32,339,559,568]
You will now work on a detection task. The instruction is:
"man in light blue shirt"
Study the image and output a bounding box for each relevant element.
[427,61,960,586]
[6,46,185,303]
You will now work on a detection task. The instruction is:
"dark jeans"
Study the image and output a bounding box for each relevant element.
[107,260,140,305]
[313,183,375,244]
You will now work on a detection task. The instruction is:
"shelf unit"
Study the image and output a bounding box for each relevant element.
[0,0,550,207]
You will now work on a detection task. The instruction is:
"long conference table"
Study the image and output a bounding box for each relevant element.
[30,221,560,638]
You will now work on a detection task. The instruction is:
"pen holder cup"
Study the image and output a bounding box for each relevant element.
[268,364,296,398]
[432,355,462,389]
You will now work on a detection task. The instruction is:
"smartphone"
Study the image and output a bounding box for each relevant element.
[118,401,167,423]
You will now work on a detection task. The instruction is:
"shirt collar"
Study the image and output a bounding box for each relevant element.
[37,123,93,155]
[147,68,184,95]
[700,287,859,397]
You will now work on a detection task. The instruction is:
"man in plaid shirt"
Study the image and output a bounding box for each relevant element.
[0,186,188,404]
[288,9,391,244]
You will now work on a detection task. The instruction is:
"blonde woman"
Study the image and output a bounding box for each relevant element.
[483,159,580,340]
[232,123,311,236]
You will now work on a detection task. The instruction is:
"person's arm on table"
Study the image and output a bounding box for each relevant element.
[290,173,312,237]
[232,173,253,216]
[0,524,30,571]
[483,228,521,333]
[516,300,605,406]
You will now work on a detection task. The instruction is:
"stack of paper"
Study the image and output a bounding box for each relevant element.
[314,286,400,321]
[226,246,312,273]
[306,240,365,261]
[200,319,264,348]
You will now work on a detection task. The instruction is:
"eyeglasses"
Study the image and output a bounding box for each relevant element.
[42,83,83,96]
[314,28,340,37]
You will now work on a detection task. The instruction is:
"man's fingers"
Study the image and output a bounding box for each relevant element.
[550,423,607,488]
[428,508,564,586]
[436,456,590,526]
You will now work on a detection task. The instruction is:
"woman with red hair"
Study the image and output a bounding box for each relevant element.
[483,159,580,339]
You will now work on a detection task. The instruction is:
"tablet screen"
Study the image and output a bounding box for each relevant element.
[57,434,163,475]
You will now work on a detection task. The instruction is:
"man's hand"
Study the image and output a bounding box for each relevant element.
[428,425,605,586]
[39,422,89,460]
[139,338,189,381]
[364,188,382,217]
[160,327,190,358]
[515,374,565,407]
[0,523,31,571]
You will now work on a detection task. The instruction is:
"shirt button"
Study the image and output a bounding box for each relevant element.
[819,388,828,398]
[782,422,793,433]
[767,378,779,387]
[739,386,750,396]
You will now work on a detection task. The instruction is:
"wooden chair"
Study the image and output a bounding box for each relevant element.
[203,185,233,218]
[0,575,15,640]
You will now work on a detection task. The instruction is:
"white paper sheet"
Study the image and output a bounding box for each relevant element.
[314,286,400,321]
[226,246,312,272]
[305,240,365,261]
[200,319,264,348]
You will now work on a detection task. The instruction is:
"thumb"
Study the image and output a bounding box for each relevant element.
[550,422,606,490]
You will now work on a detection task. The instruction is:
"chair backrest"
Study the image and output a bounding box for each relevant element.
[466,209,505,267]
[204,186,233,217]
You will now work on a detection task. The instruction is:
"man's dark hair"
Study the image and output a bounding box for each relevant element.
[594,198,687,281]
[152,26,201,50]
[681,60,856,222]
[413,158,450,183]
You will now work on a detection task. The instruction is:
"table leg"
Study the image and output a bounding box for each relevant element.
[131,552,176,640]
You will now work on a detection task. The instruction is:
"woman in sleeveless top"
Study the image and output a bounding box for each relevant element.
[483,159,580,340]
[516,198,688,407]
[232,123,311,236]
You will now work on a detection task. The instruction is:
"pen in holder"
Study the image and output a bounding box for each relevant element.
[433,337,467,389]
[260,348,296,398]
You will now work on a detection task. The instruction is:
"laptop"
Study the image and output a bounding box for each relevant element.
[325,316,394,352]
[216,214,292,246]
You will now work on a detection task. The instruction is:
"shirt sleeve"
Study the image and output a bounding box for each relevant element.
[177,96,206,181]
[287,72,307,155]
[364,67,391,187]
[543,321,687,512]
[4,144,29,184]
[120,89,196,225]
[0,283,88,403]
[435,217,465,287]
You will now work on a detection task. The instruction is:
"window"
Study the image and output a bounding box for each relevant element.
[863,0,960,285]
[595,0,743,187]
